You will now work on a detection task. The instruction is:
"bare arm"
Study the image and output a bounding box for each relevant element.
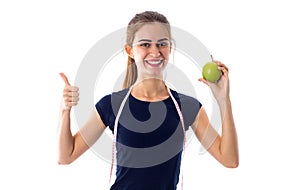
[57,73,106,164]
[194,61,239,168]
[192,103,238,168]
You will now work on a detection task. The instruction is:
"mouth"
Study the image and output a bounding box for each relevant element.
[144,59,164,67]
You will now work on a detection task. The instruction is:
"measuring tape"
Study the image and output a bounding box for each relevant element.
[109,86,186,189]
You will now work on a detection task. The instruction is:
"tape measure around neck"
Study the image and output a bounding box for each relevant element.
[109,86,186,189]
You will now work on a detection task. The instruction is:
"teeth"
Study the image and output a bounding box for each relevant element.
[146,60,163,65]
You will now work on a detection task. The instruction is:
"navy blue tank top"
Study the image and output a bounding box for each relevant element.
[95,88,201,190]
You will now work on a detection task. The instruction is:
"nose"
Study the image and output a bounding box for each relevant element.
[149,44,161,57]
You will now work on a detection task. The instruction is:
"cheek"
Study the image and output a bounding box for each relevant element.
[132,49,146,60]
[161,49,171,58]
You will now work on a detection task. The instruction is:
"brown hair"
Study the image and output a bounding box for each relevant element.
[122,11,171,89]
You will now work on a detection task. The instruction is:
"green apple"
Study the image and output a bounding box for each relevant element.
[202,61,222,83]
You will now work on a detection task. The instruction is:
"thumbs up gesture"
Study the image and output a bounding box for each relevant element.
[59,73,79,110]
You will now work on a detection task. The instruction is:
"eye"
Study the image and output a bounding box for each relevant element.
[157,41,170,48]
[139,43,151,48]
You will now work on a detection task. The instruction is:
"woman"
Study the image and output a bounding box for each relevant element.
[58,11,239,190]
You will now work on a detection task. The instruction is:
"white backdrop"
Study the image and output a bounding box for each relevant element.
[1,0,299,189]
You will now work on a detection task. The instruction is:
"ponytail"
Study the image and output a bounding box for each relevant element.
[122,56,137,89]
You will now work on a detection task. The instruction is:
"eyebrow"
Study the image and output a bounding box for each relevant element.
[138,38,169,42]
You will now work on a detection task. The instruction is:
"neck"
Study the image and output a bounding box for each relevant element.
[131,78,169,101]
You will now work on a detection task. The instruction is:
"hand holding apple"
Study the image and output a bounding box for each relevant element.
[199,61,231,104]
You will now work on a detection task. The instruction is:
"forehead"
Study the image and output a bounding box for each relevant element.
[134,22,170,41]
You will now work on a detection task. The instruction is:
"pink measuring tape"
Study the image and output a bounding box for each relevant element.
[109,86,186,189]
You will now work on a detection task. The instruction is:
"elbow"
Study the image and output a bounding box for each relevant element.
[224,161,239,168]
[57,160,72,165]
[222,158,239,168]
[57,149,76,165]
[57,156,74,165]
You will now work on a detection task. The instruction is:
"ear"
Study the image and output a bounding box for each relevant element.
[125,45,134,58]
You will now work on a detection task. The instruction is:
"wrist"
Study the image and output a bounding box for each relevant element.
[61,105,72,113]
[217,97,231,111]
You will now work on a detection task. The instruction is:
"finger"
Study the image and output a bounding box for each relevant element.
[64,96,80,103]
[63,90,79,97]
[214,61,228,72]
[63,91,79,107]
[59,72,71,86]
[219,66,229,78]
[64,86,79,93]
[64,101,78,108]
[63,96,79,110]
[198,78,209,86]
[63,93,80,102]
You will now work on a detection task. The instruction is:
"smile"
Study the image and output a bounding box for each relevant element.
[144,59,164,67]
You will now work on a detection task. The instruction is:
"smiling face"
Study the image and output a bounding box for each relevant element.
[126,22,172,81]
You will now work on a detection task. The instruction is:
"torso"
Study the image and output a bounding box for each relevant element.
[95,88,202,190]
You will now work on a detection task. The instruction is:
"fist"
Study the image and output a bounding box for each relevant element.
[59,73,79,110]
